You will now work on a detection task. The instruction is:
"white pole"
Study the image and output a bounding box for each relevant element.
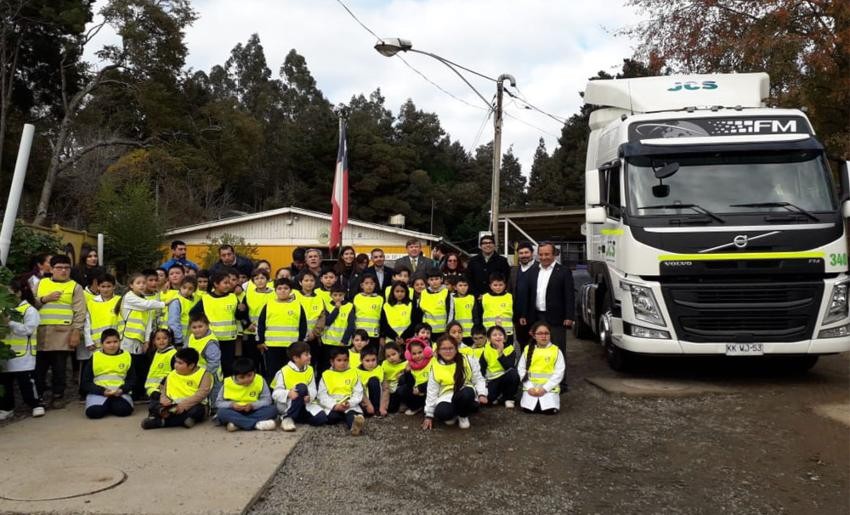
[0,124,35,266]
[97,233,104,266]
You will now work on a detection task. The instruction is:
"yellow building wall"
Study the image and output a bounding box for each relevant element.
[183,244,431,271]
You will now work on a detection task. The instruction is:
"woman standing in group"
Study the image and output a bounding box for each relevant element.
[71,247,102,288]
[441,252,465,282]
[332,246,357,299]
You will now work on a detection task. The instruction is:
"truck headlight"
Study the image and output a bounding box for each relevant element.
[823,283,849,325]
[818,323,850,339]
[627,284,665,326]
[626,322,671,339]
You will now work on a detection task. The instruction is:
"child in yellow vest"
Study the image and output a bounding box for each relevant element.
[215,358,277,431]
[141,347,212,429]
[187,313,222,402]
[272,342,327,431]
[475,273,514,345]
[167,277,199,348]
[144,328,177,400]
[316,268,337,312]
[242,269,275,376]
[353,274,383,348]
[419,271,454,339]
[81,329,135,419]
[517,321,565,414]
[0,278,44,419]
[321,284,355,375]
[384,266,411,301]
[317,347,365,436]
[380,281,414,344]
[257,278,307,382]
[294,271,326,371]
[422,334,487,431]
[470,325,487,361]
[479,325,519,409]
[356,348,386,417]
[83,273,120,353]
[380,342,407,414]
[196,270,210,297]
[450,276,475,345]
[188,269,245,378]
[399,337,433,416]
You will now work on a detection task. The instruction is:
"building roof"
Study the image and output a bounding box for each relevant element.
[499,207,586,243]
[166,206,439,241]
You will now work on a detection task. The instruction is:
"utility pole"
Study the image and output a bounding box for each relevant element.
[490,74,516,247]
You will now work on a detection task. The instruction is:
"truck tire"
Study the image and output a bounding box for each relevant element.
[785,355,819,374]
[599,298,633,372]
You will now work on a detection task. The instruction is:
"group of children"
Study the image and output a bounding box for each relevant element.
[3,252,565,434]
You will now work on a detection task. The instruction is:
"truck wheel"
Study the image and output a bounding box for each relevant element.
[574,314,593,340]
[785,355,819,373]
[599,300,633,372]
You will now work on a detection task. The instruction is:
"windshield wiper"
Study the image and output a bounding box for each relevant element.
[729,202,819,222]
[637,203,725,223]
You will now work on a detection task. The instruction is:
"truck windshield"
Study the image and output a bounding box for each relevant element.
[627,150,836,217]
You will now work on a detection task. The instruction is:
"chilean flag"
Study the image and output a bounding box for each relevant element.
[329,119,349,251]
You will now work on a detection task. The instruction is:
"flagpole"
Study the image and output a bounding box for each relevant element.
[337,114,344,259]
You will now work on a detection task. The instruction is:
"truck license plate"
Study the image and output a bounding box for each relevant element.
[725,343,764,356]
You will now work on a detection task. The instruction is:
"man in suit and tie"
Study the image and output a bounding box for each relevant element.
[365,248,394,292]
[509,241,537,347]
[521,242,574,390]
[393,238,437,280]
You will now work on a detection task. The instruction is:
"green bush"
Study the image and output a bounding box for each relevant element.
[0,267,22,394]
[5,221,64,274]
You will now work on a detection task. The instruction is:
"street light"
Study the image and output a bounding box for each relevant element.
[373,38,515,247]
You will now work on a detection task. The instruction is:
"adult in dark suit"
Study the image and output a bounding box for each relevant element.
[467,234,511,297]
[508,241,537,346]
[393,238,438,279]
[365,248,395,292]
[521,242,574,390]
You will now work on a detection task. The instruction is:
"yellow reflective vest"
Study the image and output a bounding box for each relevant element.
[263,298,303,348]
[295,291,325,335]
[481,293,514,334]
[381,359,408,393]
[452,294,475,337]
[165,367,207,403]
[321,368,359,402]
[92,350,131,389]
[222,374,265,404]
[323,303,353,346]
[410,360,433,387]
[382,302,412,337]
[316,288,334,313]
[431,358,473,396]
[202,293,238,340]
[6,302,36,356]
[245,288,274,335]
[356,366,384,393]
[522,343,560,393]
[145,346,176,395]
[188,331,221,379]
[482,343,515,380]
[87,295,121,347]
[353,293,383,338]
[420,288,449,333]
[272,364,314,389]
[176,294,199,337]
[37,278,77,326]
[348,348,362,370]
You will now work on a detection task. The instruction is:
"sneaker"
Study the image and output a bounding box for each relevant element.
[404,407,421,416]
[50,397,66,410]
[254,420,276,431]
[458,416,471,429]
[32,407,46,417]
[226,422,239,432]
[505,400,516,409]
[184,417,197,429]
[281,417,296,432]
[351,414,365,436]
[0,410,13,421]
[444,417,457,426]
[141,417,163,430]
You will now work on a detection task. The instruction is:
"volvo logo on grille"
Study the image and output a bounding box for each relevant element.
[699,230,781,253]
[733,235,749,248]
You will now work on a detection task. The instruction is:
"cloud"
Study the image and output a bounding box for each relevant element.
[86,0,640,176]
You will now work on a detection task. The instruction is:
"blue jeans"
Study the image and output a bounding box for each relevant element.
[284,384,327,426]
[217,404,278,430]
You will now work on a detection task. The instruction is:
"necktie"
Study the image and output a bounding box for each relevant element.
[412,258,417,272]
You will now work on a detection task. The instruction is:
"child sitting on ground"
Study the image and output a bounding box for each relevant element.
[348,329,370,370]
[479,325,519,409]
[356,347,386,417]
[272,341,326,432]
[317,347,365,436]
[81,329,135,419]
[215,358,277,431]
[398,337,433,416]
[142,347,212,429]
[144,328,177,400]
[380,342,407,414]
[517,321,565,414]
[470,325,487,360]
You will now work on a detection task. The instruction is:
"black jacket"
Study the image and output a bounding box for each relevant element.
[524,263,575,323]
[210,255,254,277]
[509,263,536,319]
[365,265,395,292]
[467,252,511,298]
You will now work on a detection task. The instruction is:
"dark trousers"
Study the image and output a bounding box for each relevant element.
[263,346,290,383]
[535,312,568,387]
[514,317,532,347]
[397,372,426,410]
[434,387,478,421]
[487,368,520,404]
[326,409,357,428]
[147,399,207,427]
[308,339,323,376]
[131,353,150,400]
[85,397,134,419]
[364,377,381,416]
[217,405,278,430]
[387,391,402,413]
[284,384,327,425]
[35,350,71,399]
[318,344,339,377]
[241,335,265,377]
[220,339,237,377]
[0,371,42,410]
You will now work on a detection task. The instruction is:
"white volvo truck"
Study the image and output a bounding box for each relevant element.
[576,73,850,371]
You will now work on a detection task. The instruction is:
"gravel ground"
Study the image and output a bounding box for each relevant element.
[250,340,850,515]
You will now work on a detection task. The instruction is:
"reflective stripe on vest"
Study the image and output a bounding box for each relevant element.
[420,288,449,333]
[381,359,408,393]
[353,294,382,338]
[323,303,353,346]
[203,294,238,340]
[222,374,265,404]
[120,309,148,342]
[452,295,475,337]
[273,364,314,389]
[87,296,121,347]
[322,368,359,402]
[37,279,77,326]
[382,302,412,336]
[431,358,472,396]
[482,343,515,380]
[245,288,274,335]
[145,347,176,394]
[6,302,35,356]
[295,292,325,334]
[92,351,131,388]
[523,344,560,393]
[165,367,207,403]
[481,293,514,334]
[264,298,302,348]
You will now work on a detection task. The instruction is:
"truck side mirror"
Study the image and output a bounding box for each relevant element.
[586,206,607,224]
[842,162,850,218]
[585,169,601,206]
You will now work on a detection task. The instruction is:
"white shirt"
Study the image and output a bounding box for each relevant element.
[535,263,555,311]
[374,266,385,285]
[520,260,535,273]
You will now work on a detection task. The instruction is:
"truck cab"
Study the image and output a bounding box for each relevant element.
[576,73,850,370]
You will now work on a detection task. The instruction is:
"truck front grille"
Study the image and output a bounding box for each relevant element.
[660,282,823,343]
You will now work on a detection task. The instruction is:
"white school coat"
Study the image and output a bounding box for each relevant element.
[271,362,323,416]
[118,292,165,353]
[424,355,488,418]
[316,371,364,415]
[3,302,39,373]
[516,343,565,411]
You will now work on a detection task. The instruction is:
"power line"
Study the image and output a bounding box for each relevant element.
[470,106,494,150]
[504,109,560,139]
[504,87,568,125]
[396,55,490,112]
[334,0,381,40]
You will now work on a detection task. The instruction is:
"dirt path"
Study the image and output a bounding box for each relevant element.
[251,340,850,514]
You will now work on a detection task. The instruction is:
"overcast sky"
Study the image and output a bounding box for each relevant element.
[86,0,640,175]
